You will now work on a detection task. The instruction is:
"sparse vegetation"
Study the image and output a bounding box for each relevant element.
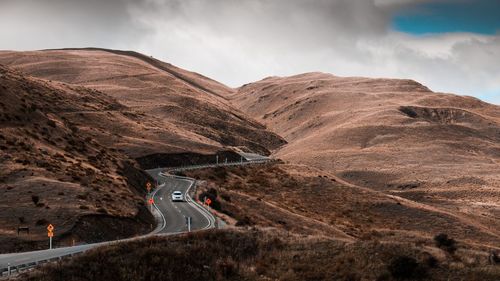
[19,229,500,281]
[46,119,56,128]
[387,256,427,280]
[31,195,40,205]
[35,219,48,226]
[434,233,457,254]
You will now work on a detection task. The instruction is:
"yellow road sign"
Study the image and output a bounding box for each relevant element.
[47,224,54,232]
[48,231,54,238]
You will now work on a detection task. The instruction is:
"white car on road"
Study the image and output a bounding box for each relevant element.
[171,191,184,202]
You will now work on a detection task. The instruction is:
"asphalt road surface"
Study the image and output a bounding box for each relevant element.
[145,168,214,234]
[0,170,215,275]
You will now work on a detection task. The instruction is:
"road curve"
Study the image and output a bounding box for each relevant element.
[146,169,215,234]
[0,158,269,276]
[0,170,216,276]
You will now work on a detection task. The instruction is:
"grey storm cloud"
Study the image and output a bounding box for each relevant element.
[0,0,499,103]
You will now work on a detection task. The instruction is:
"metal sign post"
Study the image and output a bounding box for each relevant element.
[185,216,191,232]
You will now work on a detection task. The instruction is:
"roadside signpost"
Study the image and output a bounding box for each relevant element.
[146,182,152,193]
[185,216,192,232]
[47,224,54,249]
[205,198,212,206]
[148,198,154,212]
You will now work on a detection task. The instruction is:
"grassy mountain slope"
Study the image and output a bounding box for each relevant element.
[0,49,285,157]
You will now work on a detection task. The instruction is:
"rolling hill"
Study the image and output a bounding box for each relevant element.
[0,48,285,159]
[227,72,500,248]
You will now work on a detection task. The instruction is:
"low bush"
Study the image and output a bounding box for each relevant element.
[31,195,40,205]
[35,219,48,226]
[434,233,457,254]
[235,216,253,226]
[388,255,427,280]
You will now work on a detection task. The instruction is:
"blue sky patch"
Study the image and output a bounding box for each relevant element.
[393,0,500,35]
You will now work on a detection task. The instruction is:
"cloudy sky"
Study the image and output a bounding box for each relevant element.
[0,0,499,104]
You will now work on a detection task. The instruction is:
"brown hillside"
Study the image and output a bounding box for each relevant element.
[0,65,155,253]
[0,48,285,158]
[187,163,500,249]
[229,72,500,243]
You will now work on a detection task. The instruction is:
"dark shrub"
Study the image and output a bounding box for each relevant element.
[399,106,418,118]
[220,193,231,202]
[388,256,427,280]
[46,119,56,128]
[425,256,439,268]
[489,251,500,265]
[31,195,40,205]
[199,189,222,211]
[35,219,48,226]
[235,216,253,227]
[434,233,457,254]
[76,194,88,200]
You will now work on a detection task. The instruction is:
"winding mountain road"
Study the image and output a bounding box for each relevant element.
[146,169,215,234]
[0,157,269,276]
[0,174,213,276]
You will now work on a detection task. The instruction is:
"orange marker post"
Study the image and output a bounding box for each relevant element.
[148,198,154,212]
[47,224,54,249]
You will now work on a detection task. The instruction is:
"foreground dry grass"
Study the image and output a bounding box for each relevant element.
[15,229,500,281]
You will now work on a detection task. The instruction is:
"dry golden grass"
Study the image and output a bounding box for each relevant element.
[15,229,500,281]
[0,49,285,157]
[228,72,500,250]
[186,163,500,255]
